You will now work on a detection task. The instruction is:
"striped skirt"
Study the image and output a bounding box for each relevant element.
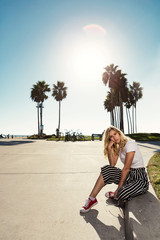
[101,165,149,201]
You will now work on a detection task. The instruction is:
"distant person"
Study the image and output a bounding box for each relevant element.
[56,128,59,138]
[80,126,149,213]
[65,132,69,142]
[91,134,94,141]
[7,134,9,139]
[73,132,76,141]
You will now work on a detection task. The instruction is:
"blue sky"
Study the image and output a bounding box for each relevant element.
[0,0,160,135]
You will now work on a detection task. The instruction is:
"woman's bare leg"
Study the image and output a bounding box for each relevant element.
[89,173,105,198]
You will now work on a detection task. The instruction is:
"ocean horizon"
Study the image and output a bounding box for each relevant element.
[0,134,28,138]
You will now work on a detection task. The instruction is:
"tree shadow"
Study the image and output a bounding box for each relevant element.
[125,191,160,239]
[138,141,160,146]
[80,209,125,240]
[137,141,160,152]
[0,140,34,146]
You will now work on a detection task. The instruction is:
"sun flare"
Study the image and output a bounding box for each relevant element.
[69,37,108,80]
[83,24,107,36]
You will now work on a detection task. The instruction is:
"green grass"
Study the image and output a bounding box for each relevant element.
[147,152,160,200]
[47,136,65,141]
[28,132,160,141]
[47,135,91,141]
[28,134,53,139]
[127,133,160,141]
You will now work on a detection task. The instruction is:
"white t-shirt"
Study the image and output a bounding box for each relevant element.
[119,140,144,168]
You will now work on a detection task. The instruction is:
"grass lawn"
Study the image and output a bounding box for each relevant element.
[147,152,160,200]
[28,133,160,141]
[46,135,91,141]
[127,133,160,141]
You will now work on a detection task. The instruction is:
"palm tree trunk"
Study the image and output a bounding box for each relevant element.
[113,108,116,127]
[113,108,115,126]
[118,106,120,129]
[116,106,119,129]
[135,103,137,133]
[132,105,134,133]
[111,89,114,126]
[128,108,132,133]
[126,107,130,134]
[40,103,43,136]
[110,113,112,125]
[119,92,124,132]
[37,103,40,136]
[58,100,61,131]
[111,110,114,126]
[116,106,119,128]
[114,107,117,128]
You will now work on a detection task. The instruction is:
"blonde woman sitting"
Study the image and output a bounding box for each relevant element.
[80,126,149,213]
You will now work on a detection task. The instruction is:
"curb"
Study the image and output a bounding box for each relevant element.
[124,191,160,240]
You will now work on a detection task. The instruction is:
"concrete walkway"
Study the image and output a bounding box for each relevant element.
[125,141,160,240]
[0,139,159,240]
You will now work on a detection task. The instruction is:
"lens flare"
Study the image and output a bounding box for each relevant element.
[83,24,106,36]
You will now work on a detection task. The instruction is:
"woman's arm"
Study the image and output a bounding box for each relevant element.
[107,141,119,167]
[114,151,135,198]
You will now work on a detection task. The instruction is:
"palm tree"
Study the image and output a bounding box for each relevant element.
[31,81,50,136]
[124,88,133,134]
[52,81,67,133]
[102,64,118,127]
[113,70,128,132]
[102,64,118,87]
[102,64,128,132]
[129,82,143,133]
[104,90,120,128]
[104,91,114,125]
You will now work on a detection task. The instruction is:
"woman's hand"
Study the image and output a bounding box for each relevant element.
[108,140,115,150]
[114,189,118,199]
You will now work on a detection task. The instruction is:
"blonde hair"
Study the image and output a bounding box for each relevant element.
[103,126,129,158]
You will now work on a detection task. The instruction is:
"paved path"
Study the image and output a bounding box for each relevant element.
[126,141,160,240]
[0,139,159,240]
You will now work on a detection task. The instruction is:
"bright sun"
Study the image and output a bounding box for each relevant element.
[74,41,106,76]
[66,25,108,81]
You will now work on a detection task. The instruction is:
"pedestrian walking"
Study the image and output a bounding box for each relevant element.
[80,126,149,213]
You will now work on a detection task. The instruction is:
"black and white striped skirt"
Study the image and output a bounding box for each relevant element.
[101,165,149,201]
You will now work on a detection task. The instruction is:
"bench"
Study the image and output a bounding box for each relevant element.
[91,134,102,141]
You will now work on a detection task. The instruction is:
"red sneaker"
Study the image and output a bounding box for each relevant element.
[80,198,98,213]
[105,191,115,199]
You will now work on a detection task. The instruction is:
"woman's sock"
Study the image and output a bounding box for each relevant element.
[89,196,95,201]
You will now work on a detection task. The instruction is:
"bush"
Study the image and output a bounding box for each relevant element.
[28,134,55,139]
[47,131,91,141]
[127,133,160,141]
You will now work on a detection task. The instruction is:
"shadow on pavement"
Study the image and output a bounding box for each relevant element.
[137,141,160,152]
[80,209,124,240]
[0,141,34,146]
[125,191,160,240]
